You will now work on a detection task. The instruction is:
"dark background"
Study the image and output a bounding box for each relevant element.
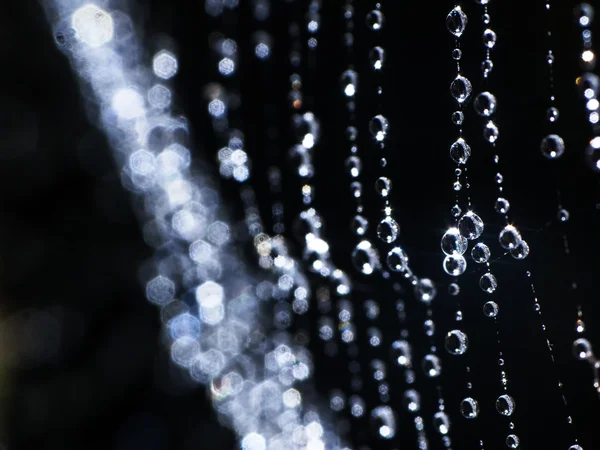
[0,0,599,449]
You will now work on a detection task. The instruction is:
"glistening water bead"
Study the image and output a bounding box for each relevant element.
[474,91,497,117]
[351,215,368,236]
[443,254,467,276]
[471,242,491,263]
[369,46,385,70]
[375,177,392,197]
[496,394,516,416]
[445,330,469,355]
[540,134,565,159]
[441,227,468,255]
[506,434,520,449]
[483,301,499,317]
[377,216,400,244]
[433,411,450,435]
[458,211,484,240]
[451,75,473,104]
[499,225,522,250]
[495,197,510,214]
[480,273,498,293]
[484,121,499,143]
[387,247,409,272]
[415,278,437,303]
[352,240,380,275]
[573,338,593,360]
[483,28,497,49]
[422,354,442,377]
[370,114,389,142]
[450,138,471,164]
[446,6,468,37]
[460,397,480,419]
[366,9,384,31]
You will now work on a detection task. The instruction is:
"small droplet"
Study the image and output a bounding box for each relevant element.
[445,329,469,355]
[499,225,522,250]
[377,216,400,243]
[448,283,460,296]
[510,240,530,260]
[474,91,497,116]
[351,215,369,236]
[403,389,420,412]
[541,134,565,159]
[387,247,409,272]
[496,394,516,416]
[443,254,467,276]
[483,29,497,48]
[453,181,462,191]
[441,227,468,256]
[369,46,385,70]
[482,13,491,24]
[484,121,499,143]
[345,156,362,177]
[450,138,472,164]
[424,319,435,337]
[573,338,593,360]
[494,197,510,214]
[391,340,412,367]
[451,75,473,104]
[375,176,392,197]
[452,48,462,60]
[446,6,468,37]
[471,242,491,263]
[483,301,499,317]
[370,115,389,141]
[352,240,380,275]
[451,111,464,125]
[415,278,436,303]
[506,434,520,449]
[366,10,384,30]
[547,51,555,64]
[480,273,498,294]
[460,397,479,419]
[341,69,358,97]
[482,59,494,75]
[433,411,450,435]
[458,211,484,240]
[451,205,462,217]
[370,405,396,439]
[547,107,559,122]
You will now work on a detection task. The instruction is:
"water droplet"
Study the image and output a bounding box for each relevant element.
[586,137,600,171]
[345,156,361,177]
[506,434,520,449]
[547,107,559,122]
[496,394,516,416]
[341,69,358,97]
[483,12,491,24]
[541,134,565,159]
[454,181,462,191]
[441,227,468,255]
[366,10,384,30]
[403,390,420,412]
[482,59,494,75]
[574,3,594,27]
[573,338,593,360]
[459,211,484,240]
[451,205,462,217]
[450,138,472,164]
[422,354,442,377]
[451,75,473,104]
[576,319,586,333]
[474,91,497,116]
[369,46,385,70]
[483,301,499,317]
[460,397,479,419]
[484,121,499,143]
[415,278,436,303]
[445,330,469,355]
[569,445,584,450]
[375,176,392,197]
[480,273,498,293]
[391,340,412,367]
[377,217,400,243]
[452,111,464,125]
[471,242,491,263]
[387,247,409,272]
[558,208,570,222]
[483,28,497,48]
[370,114,389,141]
[352,240,380,275]
[452,48,462,60]
[448,282,460,296]
[443,254,467,276]
[510,240,530,260]
[346,126,358,142]
[456,310,463,321]
[499,225,522,250]
[351,215,368,236]
[433,411,450,435]
[495,197,510,214]
[446,6,468,37]
[424,319,435,337]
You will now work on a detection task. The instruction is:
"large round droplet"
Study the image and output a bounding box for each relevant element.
[459,211,484,240]
[446,6,468,37]
[480,273,498,293]
[377,216,400,243]
[483,301,499,317]
[370,115,389,141]
[433,411,450,435]
[369,46,385,70]
[370,406,396,439]
[496,395,515,416]
[474,91,497,116]
[451,75,473,104]
[441,227,468,255]
[483,28,497,48]
[573,338,593,360]
[366,10,385,30]
[391,340,412,367]
[506,434,520,449]
[422,354,441,377]
[414,278,436,303]
[460,397,479,419]
[541,134,565,159]
[471,243,491,263]
[387,247,409,272]
[499,225,522,250]
[450,138,472,164]
[445,330,469,355]
[403,390,420,412]
[484,121,499,143]
[443,254,467,276]
[510,240,530,260]
[352,240,380,275]
[375,176,392,197]
[341,69,358,97]
[351,215,368,236]
[569,445,584,450]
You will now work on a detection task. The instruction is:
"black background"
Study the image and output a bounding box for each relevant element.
[1,0,600,449]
